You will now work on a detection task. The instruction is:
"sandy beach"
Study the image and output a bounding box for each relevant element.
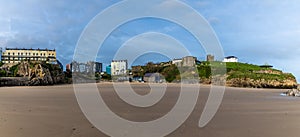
[0,83,300,137]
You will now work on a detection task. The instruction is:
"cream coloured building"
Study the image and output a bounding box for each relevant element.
[1,48,57,64]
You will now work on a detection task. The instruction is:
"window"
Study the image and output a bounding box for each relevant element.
[18,53,20,55]
[8,52,10,55]
[12,53,14,55]
[33,53,35,56]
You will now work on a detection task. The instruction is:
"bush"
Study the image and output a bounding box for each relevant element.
[161,65,179,82]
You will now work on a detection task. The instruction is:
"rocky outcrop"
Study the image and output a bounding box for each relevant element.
[226,78,297,89]
[28,64,54,86]
[17,61,31,77]
[283,85,300,97]
[0,61,66,86]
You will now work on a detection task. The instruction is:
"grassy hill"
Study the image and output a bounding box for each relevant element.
[132,61,297,88]
[198,61,297,88]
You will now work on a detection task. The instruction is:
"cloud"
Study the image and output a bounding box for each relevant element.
[204,0,300,81]
[0,0,119,65]
[207,17,220,25]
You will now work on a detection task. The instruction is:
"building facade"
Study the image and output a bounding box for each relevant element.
[106,65,111,75]
[70,61,102,73]
[94,62,102,73]
[172,56,196,67]
[172,59,182,67]
[111,60,128,76]
[1,48,57,64]
[182,56,196,67]
[206,54,215,61]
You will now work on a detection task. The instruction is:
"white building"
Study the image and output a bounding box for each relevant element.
[172,58,182,67]
[111,60,128,76]
[223,56,238,62]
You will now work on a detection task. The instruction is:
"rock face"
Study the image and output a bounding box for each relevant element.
[14,61,65,86]
[28,64,54,86]
[284,85,300,97]
[227,78,297,89]
[17,61,31,77]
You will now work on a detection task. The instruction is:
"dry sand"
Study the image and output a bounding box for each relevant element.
[0,83,300,137]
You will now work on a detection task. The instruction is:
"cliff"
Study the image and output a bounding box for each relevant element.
[0,61,66,86]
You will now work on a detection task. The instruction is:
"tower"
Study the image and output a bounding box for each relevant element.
[206,54,215,61]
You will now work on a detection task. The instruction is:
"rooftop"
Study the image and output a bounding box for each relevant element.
[225,56,238,59]
[5,48,55,51]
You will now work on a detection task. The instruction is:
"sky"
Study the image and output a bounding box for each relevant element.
[0,0,300,82]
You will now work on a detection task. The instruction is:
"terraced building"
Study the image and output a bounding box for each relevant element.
[1,48,57,64]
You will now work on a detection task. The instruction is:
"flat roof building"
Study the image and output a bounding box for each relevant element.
[223,56,238,62]
[1,48,57,64]
[111,60,128,76]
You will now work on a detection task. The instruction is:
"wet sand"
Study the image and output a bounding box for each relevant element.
[0,83,300,137]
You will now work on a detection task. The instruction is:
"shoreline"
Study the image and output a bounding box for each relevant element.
[0,82,294,91]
